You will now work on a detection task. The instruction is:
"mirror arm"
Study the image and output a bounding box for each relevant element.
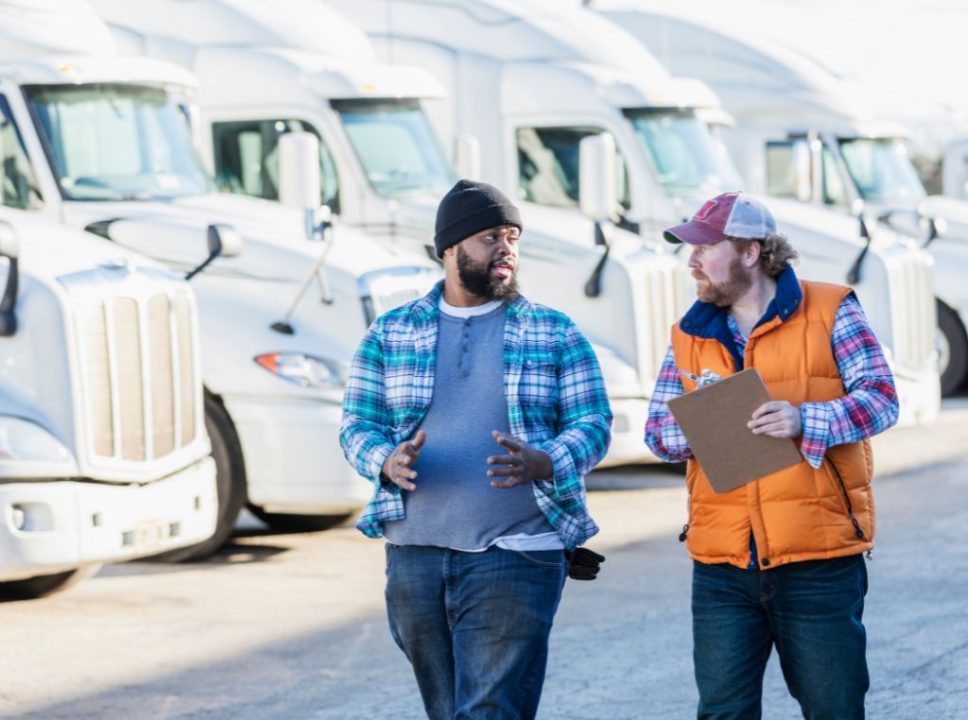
[584,221,611,298]
[184,250,218,281]
[0,257,18,336]
[846,216,872,285]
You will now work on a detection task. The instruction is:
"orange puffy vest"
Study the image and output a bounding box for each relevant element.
[671,281,875,570]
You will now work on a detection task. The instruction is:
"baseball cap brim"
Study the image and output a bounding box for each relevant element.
[662,219,725,246]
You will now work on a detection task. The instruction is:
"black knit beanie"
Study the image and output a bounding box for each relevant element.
[434,179,522,258]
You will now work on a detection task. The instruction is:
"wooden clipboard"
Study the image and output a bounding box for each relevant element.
[667,368,802,493]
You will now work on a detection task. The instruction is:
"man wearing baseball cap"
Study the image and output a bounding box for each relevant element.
[645,191,899,718]
[340,179,612,719]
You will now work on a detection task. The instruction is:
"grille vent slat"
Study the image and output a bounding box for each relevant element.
[149,295,175,458]
[114,298,145,461]
[174,293,196,446]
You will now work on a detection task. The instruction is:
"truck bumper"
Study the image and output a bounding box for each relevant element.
[894,366,942,427]
[0,456,217,581]
[224,395,371,515]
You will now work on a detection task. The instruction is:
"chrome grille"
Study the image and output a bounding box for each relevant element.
[368,286,424,319]
[642,259,692,385]
[889,254,936,370]
[73,281,200,462]
[360,268,438,324]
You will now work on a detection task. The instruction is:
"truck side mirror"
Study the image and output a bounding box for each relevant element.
[454,135,481,180]
[207,224,242,258]
[185,223,243,281]
[0,220,20,337]
[278,132,322,212]
[579,133,617,222]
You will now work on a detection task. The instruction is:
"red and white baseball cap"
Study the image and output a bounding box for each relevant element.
[663,191,776,246]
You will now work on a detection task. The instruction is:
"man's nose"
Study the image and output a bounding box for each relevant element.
[687,248,701,268]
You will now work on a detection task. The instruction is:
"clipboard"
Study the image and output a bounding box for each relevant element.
[667,368,802,493]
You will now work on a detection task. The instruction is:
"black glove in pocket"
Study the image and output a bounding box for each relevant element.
[565,547,605,581]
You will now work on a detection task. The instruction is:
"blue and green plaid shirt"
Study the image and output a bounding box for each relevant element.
[340,282,612,549]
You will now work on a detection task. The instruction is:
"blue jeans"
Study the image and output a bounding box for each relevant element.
[692,555,869,720]
[385,544,567,720]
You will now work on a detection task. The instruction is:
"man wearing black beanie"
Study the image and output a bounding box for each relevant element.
[341,179,612,719]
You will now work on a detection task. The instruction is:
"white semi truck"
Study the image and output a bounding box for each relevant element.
[0,3,440,555]
[0,202,217,597]
[592,1,966,396]
[90,0,696,466]
[321,0,940,426]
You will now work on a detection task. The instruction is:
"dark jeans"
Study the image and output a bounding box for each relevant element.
[692,554,869,720]
[385,544,567,720]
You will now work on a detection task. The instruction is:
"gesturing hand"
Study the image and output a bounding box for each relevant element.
[748,401,802,439]
[487,431,554,488]
[381,430,426,491]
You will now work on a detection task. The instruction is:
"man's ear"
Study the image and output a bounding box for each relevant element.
[742,240,763,269]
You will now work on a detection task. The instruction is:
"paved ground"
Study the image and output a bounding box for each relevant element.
[0,401,966,719]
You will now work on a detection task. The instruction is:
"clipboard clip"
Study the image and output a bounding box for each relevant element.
[679,367,722,388]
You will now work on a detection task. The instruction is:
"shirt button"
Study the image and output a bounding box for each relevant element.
[761,558,771,567]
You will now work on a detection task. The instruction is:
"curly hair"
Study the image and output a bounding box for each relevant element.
[731,233,798,278]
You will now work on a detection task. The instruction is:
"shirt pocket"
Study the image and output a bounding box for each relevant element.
[520,359,560,418]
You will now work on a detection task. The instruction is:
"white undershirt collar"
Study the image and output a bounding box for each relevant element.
[439,297,503,318]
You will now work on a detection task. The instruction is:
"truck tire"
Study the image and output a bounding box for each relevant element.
[0,565,101,601]
[152,395,247,562]
[247,506,351,534]
[938,300,968,396]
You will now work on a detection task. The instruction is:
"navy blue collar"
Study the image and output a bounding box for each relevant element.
[677,266,802,368]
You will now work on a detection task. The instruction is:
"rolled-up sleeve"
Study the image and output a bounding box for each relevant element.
[644,345,694,463]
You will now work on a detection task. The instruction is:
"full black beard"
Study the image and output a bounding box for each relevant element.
[456,245,519,300]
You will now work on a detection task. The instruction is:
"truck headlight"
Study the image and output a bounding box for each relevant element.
[0,417,73,462]
[254,353,346,389]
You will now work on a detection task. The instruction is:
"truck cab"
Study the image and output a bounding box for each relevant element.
[0,8,440,553]
[324,0,940,426]
[89,0,697,466]
[0,202,216,596]
[596,3,963,397]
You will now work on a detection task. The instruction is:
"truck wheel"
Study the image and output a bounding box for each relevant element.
[938,301,968,396]
[152,395,247,562]
[0,565,101,601]
[248,506,351,534]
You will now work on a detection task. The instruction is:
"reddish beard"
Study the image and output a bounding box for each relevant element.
[695,257,753,307]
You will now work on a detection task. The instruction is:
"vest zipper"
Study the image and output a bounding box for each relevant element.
[826,457,866,540]
[679,494,693,542]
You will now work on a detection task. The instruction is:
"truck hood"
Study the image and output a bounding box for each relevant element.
[63,194,437,282]
[0,209,179,282]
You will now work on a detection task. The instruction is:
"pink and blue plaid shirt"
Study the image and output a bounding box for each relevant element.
[645,288,899,469]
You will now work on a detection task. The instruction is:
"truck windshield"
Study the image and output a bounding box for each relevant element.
[331,99,453,197]
[624,109,741,196]
[24,84,211,201]
[837,138,925,204]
